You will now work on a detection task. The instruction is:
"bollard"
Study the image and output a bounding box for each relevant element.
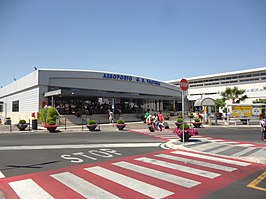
[98,118,101,131]
[28,119,31,132]
[65,118,67,130]
[81,117,84,131]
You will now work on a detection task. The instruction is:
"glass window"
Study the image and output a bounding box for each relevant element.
[12,101,19,112]
[0,104,3,112]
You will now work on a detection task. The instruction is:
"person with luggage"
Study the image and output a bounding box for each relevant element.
[259,114,266,142]
[157,112,164,131]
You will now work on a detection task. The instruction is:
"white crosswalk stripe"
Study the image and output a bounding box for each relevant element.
[189,142,223,151]
[246,149,266,158]
[207,145,236,154]
[135,157,221,179]
[5,150,253,199]
[231,147,257,157]
[155,154,237,172]
[112,161,201,188]
[172,151,251,166]
[51,172,120,199]
[85,166,174,198]
[9,179,54,199]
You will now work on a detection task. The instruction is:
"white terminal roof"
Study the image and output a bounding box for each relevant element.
[167,66,266,84]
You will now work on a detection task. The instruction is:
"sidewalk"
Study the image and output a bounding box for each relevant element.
[0,119,260,134]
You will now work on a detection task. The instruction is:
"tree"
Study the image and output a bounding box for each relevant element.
[215,98,226,109]
[220,87,247,104]
[253,98,266,104]
[215,98,226,113]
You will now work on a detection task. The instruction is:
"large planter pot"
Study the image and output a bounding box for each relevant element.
[180,132,191,142]
[164,116,170,120]
[175,122,182,128]
[86,124,97,131]
[173,128,199,142]
[17,124,28,131]
[192,122,202,128]
[116,124,126,131]
[45,125,59,133]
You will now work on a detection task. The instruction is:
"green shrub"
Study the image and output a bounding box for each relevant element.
[87,119,96,125]
[47,118,56,125]
[116,119,125,124]
[188,112,194,117]
[176,118,183,123]
[194,118,200,123]
[180,123,190,130]
[47,107,58,118]
[165,113,170,117]
[19,119,26,124]
[39,107,58,125]
[177,112,183,118]
[39,108,47,123]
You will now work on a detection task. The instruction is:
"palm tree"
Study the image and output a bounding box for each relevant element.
[220,87,248,104]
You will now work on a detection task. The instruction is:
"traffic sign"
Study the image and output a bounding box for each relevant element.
[180,79,189,91]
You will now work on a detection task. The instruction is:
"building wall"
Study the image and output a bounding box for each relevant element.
[0,87,39,123]
[0,69,181,123]
[38,70,180,97]
[168,67,266,106]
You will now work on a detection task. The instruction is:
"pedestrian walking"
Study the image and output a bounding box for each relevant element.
[158,112,164,131]
[259,114,266,142]
[108,109,114,125]
[144,110,150,124]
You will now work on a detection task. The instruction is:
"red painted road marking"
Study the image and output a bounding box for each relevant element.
[0,149,263,199]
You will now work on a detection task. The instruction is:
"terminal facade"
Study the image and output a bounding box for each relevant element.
[168,67,266,112]
[0,69,181,123]
[1,67,266,123]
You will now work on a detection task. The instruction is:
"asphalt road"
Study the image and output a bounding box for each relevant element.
[0,127,265,199]
[0,131,164,177]
[197,126,263,144]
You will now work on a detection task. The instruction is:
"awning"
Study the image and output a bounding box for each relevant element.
[194,98,216,107]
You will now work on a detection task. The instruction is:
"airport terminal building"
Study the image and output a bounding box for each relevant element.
[0,69,182,123]
[168,67,266,111]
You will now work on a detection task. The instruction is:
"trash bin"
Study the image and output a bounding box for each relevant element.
[5,118,11,125]
[32,119,38,130]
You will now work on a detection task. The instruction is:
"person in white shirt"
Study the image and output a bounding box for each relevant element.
[259,114,266,142]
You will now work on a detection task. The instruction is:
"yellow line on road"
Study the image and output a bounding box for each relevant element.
[247,171,266,192]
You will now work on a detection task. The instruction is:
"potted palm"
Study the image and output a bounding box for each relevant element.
[40,107,59,133]
[164,113,171,120]
[86,119,97,131]
[16,119,28,131]
[175,117,183,128]
[116,119,126,130]
[192,117,203,128]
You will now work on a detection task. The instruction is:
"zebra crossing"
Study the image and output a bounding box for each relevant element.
[0,149,257,199]
[131,129,266,161]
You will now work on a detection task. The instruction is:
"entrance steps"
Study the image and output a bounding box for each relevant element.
[60,114,142,125]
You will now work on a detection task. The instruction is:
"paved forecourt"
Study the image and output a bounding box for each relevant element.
[0,149,262,199]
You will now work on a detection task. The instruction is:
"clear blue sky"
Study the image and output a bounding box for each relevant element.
[0,0,265,86]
